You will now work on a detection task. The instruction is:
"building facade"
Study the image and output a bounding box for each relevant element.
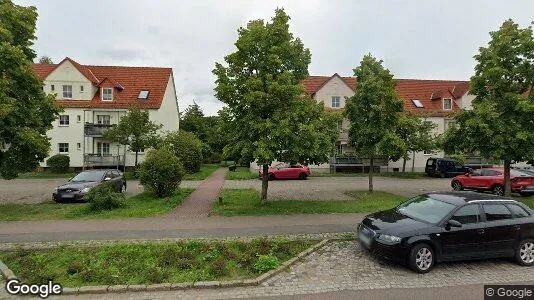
[33,57,180,169]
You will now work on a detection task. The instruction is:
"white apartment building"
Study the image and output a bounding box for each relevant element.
[33,57,180,169]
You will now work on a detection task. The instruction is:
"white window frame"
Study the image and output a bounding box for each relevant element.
[412,99,424,108]
[443,98,452,110]
[62,85,72,99]
[97,115,111,125]
[331,96,340,108]
[97,142,110,155]
[102,88,113,101]
[58,143,69,153]
[59,115,69,126]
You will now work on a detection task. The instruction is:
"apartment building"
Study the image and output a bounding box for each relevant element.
[32,57,180,169]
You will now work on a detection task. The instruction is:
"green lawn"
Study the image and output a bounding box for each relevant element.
[0,238,316,287]
[0,189,194,221]
[226,167,258,180]
[214,189,407,216]
[183,164,220,180]
[313,172,426,179]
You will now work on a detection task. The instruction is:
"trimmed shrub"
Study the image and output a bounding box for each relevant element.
[85,183,125,211]
[163,130,203,173]
[46,154,70,173]
[253,254,280,273]
[137,148,185,197]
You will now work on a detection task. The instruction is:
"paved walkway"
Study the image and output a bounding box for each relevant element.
[169,168,228,218]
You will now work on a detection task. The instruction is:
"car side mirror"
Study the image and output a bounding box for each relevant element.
[447,219,462,228]
[465,172,470,177]
[104,177,111,181]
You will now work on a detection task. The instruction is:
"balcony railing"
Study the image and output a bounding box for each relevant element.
[84,154,123,167]
[464,156,498,168]
[84,123,113,137]
[330,155,388,166]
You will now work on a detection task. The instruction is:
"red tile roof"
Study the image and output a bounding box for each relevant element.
[32,57,172,109]
[302,75,470,116]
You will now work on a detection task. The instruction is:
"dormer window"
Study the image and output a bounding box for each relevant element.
[412,99,424,108]
[62,85,72,99]
[138,90,149,99]
[443,98,452,110]
[102,88,113,101]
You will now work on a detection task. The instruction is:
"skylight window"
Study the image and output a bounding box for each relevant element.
[138,90,149,99]
[412,99,424,108]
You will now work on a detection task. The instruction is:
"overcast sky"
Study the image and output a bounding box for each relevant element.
[15,0,534,115]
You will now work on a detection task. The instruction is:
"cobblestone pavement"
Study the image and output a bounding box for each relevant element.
[22,240,532,299]
[0,179,202,204]
[224,177,452,200]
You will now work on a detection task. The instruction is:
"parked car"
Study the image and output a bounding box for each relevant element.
[451,168,534,196]
[259,163,311,180]
[357,191,534,273]
[53,169,126,203]
[425,157,471,178]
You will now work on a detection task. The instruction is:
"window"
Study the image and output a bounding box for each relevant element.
[51,84,55,91]
[59,115,69,126]
[138,90,149,99]
[97,142,110,155]
[507,204,530,218]
[443,98,452,110]
[444,119,456,130]
[97,115,111,125]
[412,99,424,108]
[450,205,480,224]
[58,143,69,153]
[77,115,81,123]
[471,169,482,176]
[331,96,340,108]
[80,85,84,92]
[483,204,513,221]
[424,150,432,155]
[396,195,457,224]
[62,85,72,98]
[102,88,113,101]
[77,143,81,150]
[481,169,501,176]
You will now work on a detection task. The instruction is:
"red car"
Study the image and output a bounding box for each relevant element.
[259,163,311,180]
[451,168,534,196]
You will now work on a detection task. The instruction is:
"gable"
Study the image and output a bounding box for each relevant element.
[45,60,93,84]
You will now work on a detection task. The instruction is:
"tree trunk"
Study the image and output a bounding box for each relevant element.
[261,164,269,204]
[134,150,139,175]
[369,157,374,192]
[402,156,407,173]
[411,152,416,173]
[504,159,511,197]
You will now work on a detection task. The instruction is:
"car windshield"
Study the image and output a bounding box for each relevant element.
[70,171,105,182]
[396,195,457,224]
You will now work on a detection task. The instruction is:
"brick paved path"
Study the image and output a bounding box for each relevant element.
[169,168,228,218]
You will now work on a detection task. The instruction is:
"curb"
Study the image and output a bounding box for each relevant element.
[45,239,330,296]
[0,259,17,281]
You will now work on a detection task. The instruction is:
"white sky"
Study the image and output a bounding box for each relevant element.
[15,0,534,115]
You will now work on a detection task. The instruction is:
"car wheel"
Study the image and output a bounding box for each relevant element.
[298,173,307,180]
[268,173,275,181]
[492,185,504,196]
[516,239,534,266]
[452,180,463,191]
[121,183,127,193]
[408,243,435,273]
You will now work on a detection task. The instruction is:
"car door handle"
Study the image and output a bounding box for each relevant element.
[477,229,485,235]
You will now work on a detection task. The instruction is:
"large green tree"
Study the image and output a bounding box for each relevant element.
[104,108,162,171]
[213,8,340,202]
[345,54,405,192]
[397,114,437,172]
[443,20,534,197]
[0,0,60,179]
[179,102,206,140]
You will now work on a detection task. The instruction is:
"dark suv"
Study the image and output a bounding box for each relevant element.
[53,169,127,202]
[425,158,471,178]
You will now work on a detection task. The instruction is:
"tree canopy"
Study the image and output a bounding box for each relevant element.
[0,0,61,179]
[345,54,405,191]
[397,114,437,172]
[37,55,53,64]
[442,19,534,196]
[213,8,340,202]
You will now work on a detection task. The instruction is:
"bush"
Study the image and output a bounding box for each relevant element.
[137,148,185,197]
[46,154,70,173]
[253,254,280,273]
[163,130,202,173]
[220,161,236,167]
[85,183,125,212]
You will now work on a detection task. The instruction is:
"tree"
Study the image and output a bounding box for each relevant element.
[345,54,405,192]
[397,114,437,172]
[103,107,162,172]
[442,19,534,197]
[37,55,53,64]
[179,102,206,140]
[162,130,203,173]
[0,0,61,179]
[213,8,340,203]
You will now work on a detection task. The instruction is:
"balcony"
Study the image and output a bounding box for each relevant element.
[84,154,123,167]
[84,123,113,137]
[464,156,498,168]
[330,155,388,166]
